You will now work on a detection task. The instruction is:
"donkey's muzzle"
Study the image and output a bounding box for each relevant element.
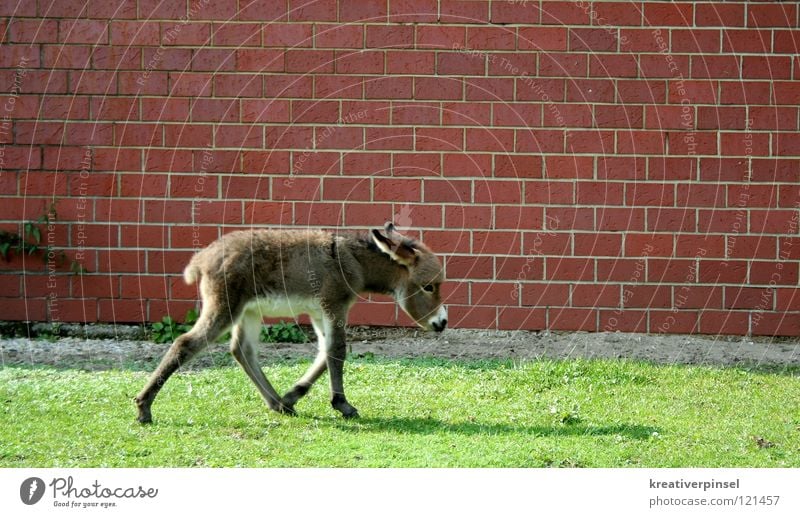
[431,319,447,332]
[428,306,448,332]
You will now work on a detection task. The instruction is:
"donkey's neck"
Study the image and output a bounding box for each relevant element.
[346,234,407,295]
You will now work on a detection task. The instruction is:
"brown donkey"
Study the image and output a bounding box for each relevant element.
[135,223,447,423]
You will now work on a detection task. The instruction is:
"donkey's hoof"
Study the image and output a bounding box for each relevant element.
[337,404,359,419]
[135,399,153,424]
[342,409,360,419]
[273,403,297,416]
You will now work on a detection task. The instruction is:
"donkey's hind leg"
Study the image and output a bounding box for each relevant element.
[230,309,293,415]
[282,315,328,411]
[135,306,230,424]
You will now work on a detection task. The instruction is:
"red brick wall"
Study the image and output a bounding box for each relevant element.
[2,1,799,335]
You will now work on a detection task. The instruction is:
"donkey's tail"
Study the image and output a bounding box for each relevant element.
[183,260,201,285]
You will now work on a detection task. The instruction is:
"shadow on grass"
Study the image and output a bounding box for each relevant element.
[347,416,659,440]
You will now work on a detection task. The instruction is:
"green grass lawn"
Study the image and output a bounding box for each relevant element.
[1,357,799,467]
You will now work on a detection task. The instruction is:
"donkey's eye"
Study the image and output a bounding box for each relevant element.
[423,285,434,293]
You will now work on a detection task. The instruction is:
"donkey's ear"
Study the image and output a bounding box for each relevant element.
[372,229,418,267]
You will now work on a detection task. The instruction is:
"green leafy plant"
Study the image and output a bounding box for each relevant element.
[149,308,199,344]
[261,321,308,343]
[0,201,87,274]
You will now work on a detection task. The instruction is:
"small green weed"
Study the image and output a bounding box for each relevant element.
[0,201,88,274]
[261,320,308,343]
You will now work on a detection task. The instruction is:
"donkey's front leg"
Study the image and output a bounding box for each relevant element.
[327,319,359,419]
[281,316,328,411]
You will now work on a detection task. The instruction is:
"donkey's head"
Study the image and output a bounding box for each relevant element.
[371,223,448,332]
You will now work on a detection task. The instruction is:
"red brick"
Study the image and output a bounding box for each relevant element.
[540,1,591,25]
[525,181,573,205]
[623,285,672,309]
[699,311,748,335]
[386,50,435,74]
[547,207,594,231]
[465,78,513,101]
[574,233,622,257]
[316,24,364,48]
[416,25,465,49]
[490,155,538,180]
[43,46,90,69]
[244,201,293,225]
[448,305,496,330]
[696,3,744,27]
[494,206,543,231]
[437,52,485,75]
[539,52,587,77]
[544,156,593,179]
[570,28,619,52]
[573,284,619,308]
[466,128,514,152]
[366,76,412,99]
[742,56,792,80]
[518,27,567,51]
[467,27,515,50]
[546,257,594,281]
[287,50,335,73]
[673,235,723,259]
[141,98,190,121]
[415,128,462,152]
[644,2,693,26]
[521,283,570,307]
[691,55,740,79]
[472,282,519,307]
[374,178,421,202]
[750,261,799,286]
[110,21,160,46]
[747,4,796,28]
[288,0,336,21]
[649,311,698,334]
[498,308,547,331]
[671,29,721,53]
[340,0,386,22]
[60,20,108,44]
[272,177,321,201]
[489,53,536,77]
[774,31,800,54]
[365,127,413,150]
[751,314,800,337]
[442,102,491,126]
[625,234,673,257]
[345,203,393,226]
[619,28,663,52]
[389,0,438,23]
[367,25,414,48]
[516,127,561,157]
[432,154,487,180]
[440,1,490,24]
[343,153,391,175]
[638,55,689,79]
[549,308,597,332]
[445,205,491,229]
[294,202,344,226]
[446,255,492,280]
[491,1,538,23]
[236,49,285,72]
[315,126,363,150]
[9,20,59,43]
